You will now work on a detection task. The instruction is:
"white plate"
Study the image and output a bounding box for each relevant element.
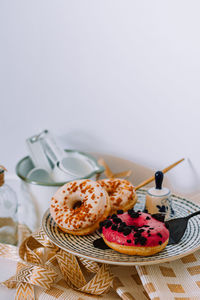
[42,189,200,266]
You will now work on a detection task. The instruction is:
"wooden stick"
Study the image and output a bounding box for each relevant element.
[135,158,185,191]
[98,158,113,178]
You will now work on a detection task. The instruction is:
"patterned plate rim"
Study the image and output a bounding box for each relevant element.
[42,191,200,266]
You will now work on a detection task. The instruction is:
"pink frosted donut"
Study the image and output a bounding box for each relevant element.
[97,178,137,212]
[50,179,111,235]
[100,210,169,256]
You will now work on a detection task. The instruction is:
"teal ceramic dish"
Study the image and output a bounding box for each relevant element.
[16,150,104,186]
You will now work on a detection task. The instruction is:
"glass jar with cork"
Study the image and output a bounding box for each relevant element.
[0,166,18,245]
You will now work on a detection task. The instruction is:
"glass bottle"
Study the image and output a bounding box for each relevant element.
[0,166,18,245]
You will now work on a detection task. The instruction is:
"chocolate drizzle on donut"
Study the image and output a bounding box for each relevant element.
[104,220,112,228]
[99,210,170,249]
[139,236,147,246]
[111,214,117,219]
[111,224,118,231]
[123,227,132,236]
[113,217,122,224]
[128,208,140,219]
[100,210,149,246]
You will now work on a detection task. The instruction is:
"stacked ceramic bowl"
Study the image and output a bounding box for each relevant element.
[16,150,104,225]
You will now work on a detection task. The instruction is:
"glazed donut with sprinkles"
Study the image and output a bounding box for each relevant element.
[50,179,111,235]
[100,209,169,256]
[97,178,137,213]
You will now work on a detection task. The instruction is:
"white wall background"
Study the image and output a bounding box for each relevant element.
[1,0,200,195]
